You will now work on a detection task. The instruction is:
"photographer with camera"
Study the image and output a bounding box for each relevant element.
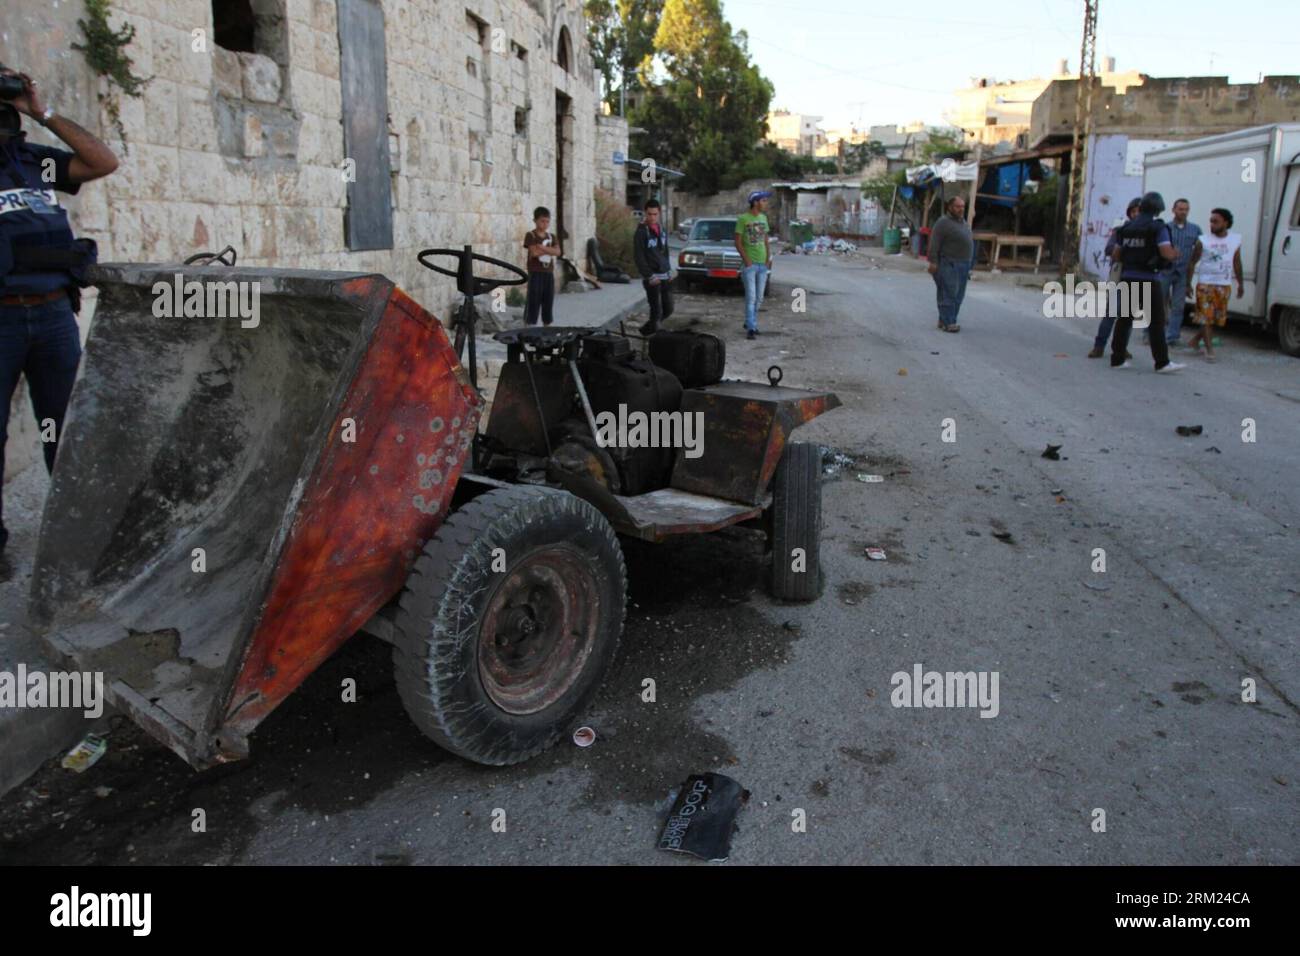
[0,66,118,564]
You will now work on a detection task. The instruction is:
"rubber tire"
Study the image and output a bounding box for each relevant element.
[1277,307,1300,357]
[769,441,822,601]
[392,485,627,765]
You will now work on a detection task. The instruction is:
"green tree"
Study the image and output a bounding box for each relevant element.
[843,139,886,171]
[629,0,773,194]
[919,126,965,161]
[584,0,663,110]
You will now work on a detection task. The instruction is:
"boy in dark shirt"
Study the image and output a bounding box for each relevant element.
[631,198,673,335]
[522,206,561,326]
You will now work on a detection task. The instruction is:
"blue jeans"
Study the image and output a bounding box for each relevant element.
[1163,269,1189,341]
[0,295,82,546]
[741,263,768,331]
[933,258,970,327]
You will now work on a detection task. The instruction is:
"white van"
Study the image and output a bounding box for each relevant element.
[1144,124,1300,356]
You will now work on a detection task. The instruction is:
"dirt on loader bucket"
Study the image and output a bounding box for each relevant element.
[29,264,481,768]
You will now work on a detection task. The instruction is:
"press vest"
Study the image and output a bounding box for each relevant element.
[1116,214,1169,280]
[0,136,88,295]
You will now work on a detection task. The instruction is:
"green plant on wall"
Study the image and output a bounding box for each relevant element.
[72,0,150,152]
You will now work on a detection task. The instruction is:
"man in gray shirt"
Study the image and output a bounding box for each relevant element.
[927,196,975,332]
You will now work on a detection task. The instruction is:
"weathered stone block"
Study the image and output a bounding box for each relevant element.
[212,47,242,99]
[239,52,282,104]
[243,113,265,157]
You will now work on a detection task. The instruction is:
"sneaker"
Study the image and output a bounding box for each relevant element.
[1087,347,1104,358]
[947,324,960,333]
[1112,359,1133,368]
[746,329,757,340]
[1203,354,1217,363]
[640,322,659,336]
[1154,361,1186,373]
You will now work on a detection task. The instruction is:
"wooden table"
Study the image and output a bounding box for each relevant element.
[988,233,1045,273]
[972,231,999,267]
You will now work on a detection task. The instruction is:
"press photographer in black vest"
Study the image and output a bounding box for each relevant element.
[0,66,118,565]
[1108,191,1186,373]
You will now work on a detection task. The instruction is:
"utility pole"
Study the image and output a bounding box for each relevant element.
[1061,0,1098,276]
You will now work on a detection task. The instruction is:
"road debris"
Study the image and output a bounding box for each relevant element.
[856,473,884,483]
[992,531,1014,543]
[865,547,888,560]
[61,734,108,773]
[1206,446,1222,453]
[1175,425,1204,436]
[658,772,749,862]
[1041,444,1063,460]
[1085,580,1111,591]
[572,727,596,748]
[898,368,908,376]
[820,446,857,478]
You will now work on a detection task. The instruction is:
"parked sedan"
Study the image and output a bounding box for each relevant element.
[675,217,773,296]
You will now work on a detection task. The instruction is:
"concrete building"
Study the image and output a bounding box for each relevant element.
[767,110,827,156]
[2,0,602,480]
[1030,73,1300,275]
[950,59,1142,149]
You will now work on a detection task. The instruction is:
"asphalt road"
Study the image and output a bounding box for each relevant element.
[3,252,1296,865]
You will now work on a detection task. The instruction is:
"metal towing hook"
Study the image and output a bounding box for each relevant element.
[182,245,239,267]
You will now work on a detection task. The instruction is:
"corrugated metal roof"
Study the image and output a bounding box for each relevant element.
[770,181,864,191]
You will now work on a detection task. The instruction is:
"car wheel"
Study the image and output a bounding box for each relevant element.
[768,442,823,601]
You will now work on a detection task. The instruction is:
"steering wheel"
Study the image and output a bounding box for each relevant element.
[417,246,528,297]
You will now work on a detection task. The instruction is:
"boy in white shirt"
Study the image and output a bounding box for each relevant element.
[1186,207,1243,362]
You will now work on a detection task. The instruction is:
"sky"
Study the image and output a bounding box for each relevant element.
[721,0,1300,132]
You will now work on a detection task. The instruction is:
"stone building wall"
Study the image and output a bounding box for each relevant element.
[2,0,598,481]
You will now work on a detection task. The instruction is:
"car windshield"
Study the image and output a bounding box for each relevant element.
[691,219,737,242]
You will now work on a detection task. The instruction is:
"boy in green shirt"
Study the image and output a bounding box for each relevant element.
[735,190,772,339]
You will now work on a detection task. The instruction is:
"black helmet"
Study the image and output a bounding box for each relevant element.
[1139,191,1165,215]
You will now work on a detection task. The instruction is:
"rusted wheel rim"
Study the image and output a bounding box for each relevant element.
[477,546,600,715]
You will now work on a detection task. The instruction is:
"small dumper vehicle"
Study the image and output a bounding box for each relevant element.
[30,246,839,768]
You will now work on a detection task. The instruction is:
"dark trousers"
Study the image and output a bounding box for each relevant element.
[524,271,554,326]
[641,277,673,331]
[1,295,82,547]
[1111,279,1170,369]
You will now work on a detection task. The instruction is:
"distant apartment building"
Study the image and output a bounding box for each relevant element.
[767,110,827,156]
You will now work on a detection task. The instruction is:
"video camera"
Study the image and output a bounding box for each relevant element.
[0,64,24,136]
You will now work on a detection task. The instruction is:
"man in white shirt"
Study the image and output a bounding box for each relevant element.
[1185,207,1243,362]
